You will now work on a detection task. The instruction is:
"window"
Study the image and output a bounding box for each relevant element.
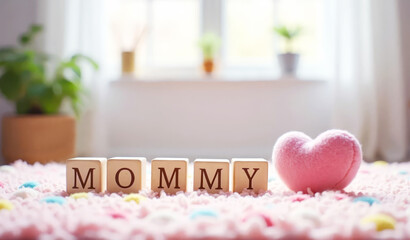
[108,0,328,79]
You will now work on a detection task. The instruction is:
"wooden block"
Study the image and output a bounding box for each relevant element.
[151,158,188,194]
[66,157,107,194]
[193,159,230,193]
[232,158,268,193]
[107,157,146,194]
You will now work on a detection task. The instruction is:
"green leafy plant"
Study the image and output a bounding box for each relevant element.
[273,25,302,53]
[0,24,98,116]
[198,33,220,61]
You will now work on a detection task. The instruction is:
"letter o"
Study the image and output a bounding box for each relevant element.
[115,168,135,188]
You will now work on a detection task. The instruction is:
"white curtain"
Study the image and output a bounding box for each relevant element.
[37,0,113,157]
[330,0,407,162]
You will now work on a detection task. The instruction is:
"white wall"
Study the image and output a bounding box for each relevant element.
[398,0,410,158]
[0,1,38,165]
[107,80,332,161]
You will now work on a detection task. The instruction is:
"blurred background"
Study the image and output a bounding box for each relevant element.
[0,0,409,165]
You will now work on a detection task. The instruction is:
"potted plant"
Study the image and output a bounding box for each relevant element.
[198,33,220,75]
[273,25,302,76]
[0,25,98,164]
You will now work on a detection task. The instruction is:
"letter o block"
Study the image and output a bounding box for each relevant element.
[151,158,188,194]
[232,158,268,193]
[66,157,107,194]
[193,159,230,193]
[107,157,146,194]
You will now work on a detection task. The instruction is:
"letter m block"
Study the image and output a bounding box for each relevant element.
[151,158,188,194]
[193,159,230,193]
[66,157,107,194]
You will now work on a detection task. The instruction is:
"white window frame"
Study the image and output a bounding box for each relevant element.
[141,0,331,80]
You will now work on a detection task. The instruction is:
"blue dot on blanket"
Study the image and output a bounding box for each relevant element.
[353,196,380,206]
[398,171,407,175]
[41,196,66,205]
[190,209,218,219]
[19,181,39,189]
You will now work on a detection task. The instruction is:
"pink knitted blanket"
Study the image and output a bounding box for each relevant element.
[0,160,409,239]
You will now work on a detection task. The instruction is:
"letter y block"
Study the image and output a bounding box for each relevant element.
[151,158,188,194]
[66,157,107,194]
[232,158,268,193]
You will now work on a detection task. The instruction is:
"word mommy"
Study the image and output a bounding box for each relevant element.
[66,157,268,194]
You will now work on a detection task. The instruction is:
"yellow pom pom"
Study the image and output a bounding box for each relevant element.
[70,192,89,200]
[0,199,14,210]
[373,160,388,166]
[361,214,396,231]
[124,194,146,204]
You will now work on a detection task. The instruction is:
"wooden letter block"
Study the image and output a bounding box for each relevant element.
[193,159,230,193]
[151,158,188,194]
[66,157,107,194]
[232,158,268,193]
[107,157,146,194]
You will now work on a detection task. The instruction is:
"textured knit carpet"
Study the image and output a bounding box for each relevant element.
[0,160,409,239]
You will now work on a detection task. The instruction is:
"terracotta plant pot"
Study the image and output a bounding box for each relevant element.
[203,59,214,74]
[2,115,76,164]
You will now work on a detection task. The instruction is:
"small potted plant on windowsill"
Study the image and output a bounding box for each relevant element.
[198,33,220,75]
[0,25,98,164]
[273,25,302,76]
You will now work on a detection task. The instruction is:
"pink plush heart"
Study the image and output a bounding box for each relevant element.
[273,130,362,193]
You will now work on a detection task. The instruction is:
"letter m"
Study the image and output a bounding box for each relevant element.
[199,168,222,190]
[158,167,181,189]
[72,167,95,189]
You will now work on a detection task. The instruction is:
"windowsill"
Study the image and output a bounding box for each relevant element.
[112,72,328,83]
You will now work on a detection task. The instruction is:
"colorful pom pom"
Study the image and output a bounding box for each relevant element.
[373,160,388,166]
[0,199,14,210]
[0,165,16,174]
[12,188,38,199]
[19,181,39,189]
[334,193,348,200]
[41,196,66,205]
[146,210,177,225]
[289,209,320,226]
[124,194,146,204]
[243,211,274,227]
[190,209,218,220]
[353,196,380,206]
[361,214,396,231]
[290,195,310,202]
[108,212,126,219]
[0,182,4,188]
[70,192,89,200]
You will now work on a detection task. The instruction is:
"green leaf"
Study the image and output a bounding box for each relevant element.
[0,48,26,64]
[66,61,82,78]
[30,24,43,34]
[71,54,99,70]
[39,87,63,114]
[19,34,30,45]
[0,70,25,100]
[26,81,49,98]
[19,24,43,46]
[16,97,32,114]
[198,33,220,60]
[273,25,302,40]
